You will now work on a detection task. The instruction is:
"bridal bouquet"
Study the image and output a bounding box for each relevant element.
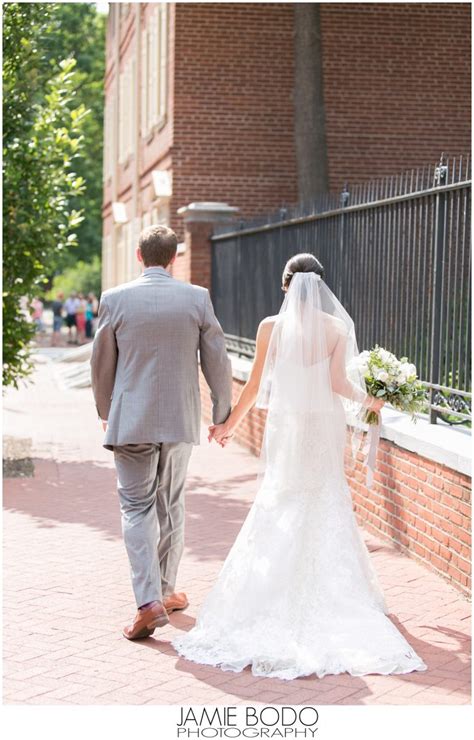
[350,345,427,425]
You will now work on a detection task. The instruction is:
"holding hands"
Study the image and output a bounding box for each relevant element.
[208,422,234,447]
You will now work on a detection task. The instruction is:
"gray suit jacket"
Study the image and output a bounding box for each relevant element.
[90,266,232,450]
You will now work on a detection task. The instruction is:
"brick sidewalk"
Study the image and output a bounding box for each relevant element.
[3,354,471,705]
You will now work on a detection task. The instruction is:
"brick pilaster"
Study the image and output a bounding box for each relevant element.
[177,202,239,289]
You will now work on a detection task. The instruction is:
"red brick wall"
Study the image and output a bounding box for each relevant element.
[200,371,472,595]
[103,3,471,284]
[349,440,471,595]
[320,2,471,190]
[172,2,298,234]
[173,220,214,286]
[171,242,190,283]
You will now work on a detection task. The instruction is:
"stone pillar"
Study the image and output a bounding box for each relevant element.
[177,202,239,289]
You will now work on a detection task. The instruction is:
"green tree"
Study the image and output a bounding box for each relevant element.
[46,255,102,301]
[3,3,88,387]
[44,4,106,267]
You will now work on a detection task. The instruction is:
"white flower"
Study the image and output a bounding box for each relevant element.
[397,362,417,384]
[377,348,393,364]
[361,347,416,384]
[349,353,370,375]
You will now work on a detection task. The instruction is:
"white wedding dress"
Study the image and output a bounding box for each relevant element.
[172,274,427,680]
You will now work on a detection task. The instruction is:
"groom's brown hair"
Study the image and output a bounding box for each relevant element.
[138,225,178,267]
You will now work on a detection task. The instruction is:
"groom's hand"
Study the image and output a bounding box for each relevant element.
[101,420,108,432]
[208,424,233,447]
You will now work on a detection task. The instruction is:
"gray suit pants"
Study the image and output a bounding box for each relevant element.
[113,442,193,607]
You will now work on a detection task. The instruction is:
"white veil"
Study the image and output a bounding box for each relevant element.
[255,272,369,492]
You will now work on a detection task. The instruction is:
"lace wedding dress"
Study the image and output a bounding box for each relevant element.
[172,273,427,680]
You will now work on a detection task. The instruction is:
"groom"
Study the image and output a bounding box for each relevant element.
[91,224,232,640]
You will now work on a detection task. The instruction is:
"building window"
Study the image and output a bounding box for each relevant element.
[103,90,115,181]
[120,3,131,21]
[118,58,134,165]
[103,96,110,180]
[140,26,148,135]
[118,69,125,163]
[108,4,116,39]
[141,3,168,138]
[142,211,151,230]
[102,234,113,289]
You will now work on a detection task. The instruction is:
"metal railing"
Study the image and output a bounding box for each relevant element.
[211,154,471,425]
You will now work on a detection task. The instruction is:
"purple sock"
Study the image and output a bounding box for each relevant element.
[139,600,159,611]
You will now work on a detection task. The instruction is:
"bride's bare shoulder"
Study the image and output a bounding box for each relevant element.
[260,314,279,327]
[256,315,278,346]
[258,315,278,333]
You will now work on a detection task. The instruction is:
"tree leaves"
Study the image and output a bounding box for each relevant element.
[46,255,102,301]
[3,3,91,387]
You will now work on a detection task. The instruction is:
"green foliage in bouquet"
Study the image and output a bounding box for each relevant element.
[355,345,427,425]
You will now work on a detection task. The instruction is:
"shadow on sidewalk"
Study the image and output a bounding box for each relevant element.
[184,474,257,562]
[140,609,471,704]
[3,461,258,556]
[3,459,122,541]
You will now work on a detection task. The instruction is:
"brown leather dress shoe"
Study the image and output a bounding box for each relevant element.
[123,602,169,640]
[163,591,189,613]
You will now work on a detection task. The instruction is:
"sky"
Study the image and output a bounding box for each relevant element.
[95,2,109,15]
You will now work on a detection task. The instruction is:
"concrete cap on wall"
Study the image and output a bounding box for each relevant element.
[177,202,240,224]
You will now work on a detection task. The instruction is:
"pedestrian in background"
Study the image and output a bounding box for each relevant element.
[51,291,64,346]
[89,293,100,337]
[64,291,80,344]
[76,293,87,344]
[31,297,44,333]
[85,294,95,339]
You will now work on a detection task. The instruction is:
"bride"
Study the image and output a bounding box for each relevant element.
[172,253,427,680]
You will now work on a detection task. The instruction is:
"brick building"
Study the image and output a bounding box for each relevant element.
[102,2,470,288]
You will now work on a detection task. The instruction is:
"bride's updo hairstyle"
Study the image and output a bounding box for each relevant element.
[282,253,325,292]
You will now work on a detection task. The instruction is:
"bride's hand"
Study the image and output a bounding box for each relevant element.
[208,423,234,447]
[368,396,385,413]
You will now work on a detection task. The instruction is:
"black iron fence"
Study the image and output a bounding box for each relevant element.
[211,154,471,425]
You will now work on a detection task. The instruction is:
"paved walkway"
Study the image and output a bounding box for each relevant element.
[3,352,471,705]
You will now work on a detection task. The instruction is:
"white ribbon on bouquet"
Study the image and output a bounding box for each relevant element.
[365,418,382,488]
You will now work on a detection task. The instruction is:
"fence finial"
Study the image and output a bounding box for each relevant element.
[340,182,350,207]
[435,152,448,186]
